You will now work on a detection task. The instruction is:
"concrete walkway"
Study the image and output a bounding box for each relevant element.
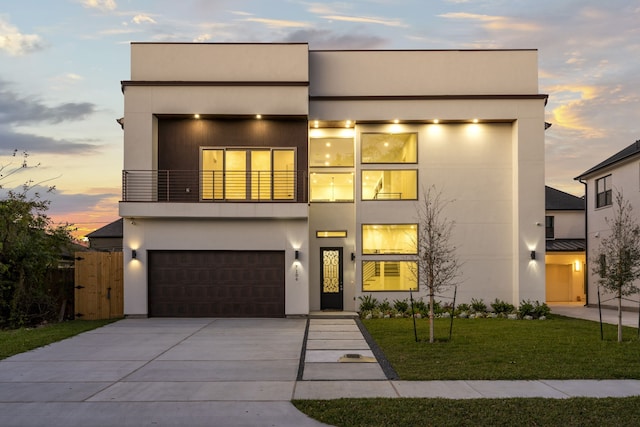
[1,305,639,426]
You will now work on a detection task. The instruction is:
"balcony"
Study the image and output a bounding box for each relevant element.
[122,170,308,203]
[120,170,309,219]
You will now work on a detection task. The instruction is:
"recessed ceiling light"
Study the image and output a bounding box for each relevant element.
[433,119,439,124]
[393,119,399,124]
[194,114,200,119]
[256,114,262,119]
[472,118,479,123]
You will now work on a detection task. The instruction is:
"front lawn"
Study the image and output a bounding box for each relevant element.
[362,316,640,380]
[0,319,117,360]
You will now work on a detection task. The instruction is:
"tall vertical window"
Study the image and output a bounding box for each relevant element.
[596,175,612,208]
[545,216,554,239]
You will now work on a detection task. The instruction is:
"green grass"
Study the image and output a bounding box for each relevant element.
[362,316,640,379]
[298,315,640,426]
[0,319,118,360]
[293,397,640,427]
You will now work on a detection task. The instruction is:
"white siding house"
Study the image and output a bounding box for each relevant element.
[119,43,548,317]
[575,140,640,310]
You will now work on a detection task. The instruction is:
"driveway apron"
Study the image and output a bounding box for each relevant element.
[0,318,329,427]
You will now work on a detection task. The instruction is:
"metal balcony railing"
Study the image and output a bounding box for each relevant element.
[122,170,307,202]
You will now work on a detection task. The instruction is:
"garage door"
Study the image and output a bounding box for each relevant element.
[148,250,285,317]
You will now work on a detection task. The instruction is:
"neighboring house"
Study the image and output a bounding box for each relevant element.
[119,43,548,318]
[575,139,640,309]
[544,186,585,303]
[86,218,123,252]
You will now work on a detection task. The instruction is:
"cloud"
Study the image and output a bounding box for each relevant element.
[282,29,388,49]
[0,16,45,55]
[0,128,101,155]
[0,80,96,125]
[81,0,117,11]
[244,17,310,29]
[321,14,408,28]
[132,14,156,24]
[438,12,540,32]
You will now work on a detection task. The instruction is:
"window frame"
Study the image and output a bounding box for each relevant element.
[361,169,418,201]
[309,172,355,203]
[361,260,418,292]
[545,216,554,239]
[200,146,296,201]
[362,223,418,255]
[595,175,612,208]
[309,137,355,168]
[360,132,418,164]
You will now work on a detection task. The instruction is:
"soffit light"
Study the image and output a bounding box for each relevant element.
[194,114,200,119]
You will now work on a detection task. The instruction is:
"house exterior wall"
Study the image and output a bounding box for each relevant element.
[120,44,547,316]
[548,210,585,239]
[582,157,640,309]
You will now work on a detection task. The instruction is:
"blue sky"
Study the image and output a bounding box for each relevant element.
[1,0,639,238]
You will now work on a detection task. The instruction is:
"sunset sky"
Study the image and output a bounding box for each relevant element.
[1,0,639,240]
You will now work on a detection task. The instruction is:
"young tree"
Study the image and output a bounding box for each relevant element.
[412,185,463,343]
[592,191,640,342]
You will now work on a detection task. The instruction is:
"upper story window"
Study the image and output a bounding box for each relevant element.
[596,175,612,208]
[361,133,417,163]
[309,172,354,202]
[201,148,295,201]
[362,170,417,200]
[362,224,417,254]
[310,137,354,167]
[545,216,554,239]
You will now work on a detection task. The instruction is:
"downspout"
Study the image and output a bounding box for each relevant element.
[578,178,588,306]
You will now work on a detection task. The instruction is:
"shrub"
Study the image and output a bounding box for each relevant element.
[490,298,515,315]
[393,298,409,313]
[534,301,551,319]
[517,299,535,318]
[358,294,378,312]
[470,298,487,313]
[413,298,428,313]
[378,298,392,312]
[456,303,471,315]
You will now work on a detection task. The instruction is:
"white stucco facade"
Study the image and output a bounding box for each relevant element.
[120,43,547,317]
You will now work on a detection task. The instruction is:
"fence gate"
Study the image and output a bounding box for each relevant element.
[74,252,123,320]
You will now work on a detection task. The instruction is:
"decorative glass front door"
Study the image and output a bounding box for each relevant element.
[320,247,343,310]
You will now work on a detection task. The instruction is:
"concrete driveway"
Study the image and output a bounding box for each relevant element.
[0,318,329,427]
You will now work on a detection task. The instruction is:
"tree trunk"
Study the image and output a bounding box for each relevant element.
[429,290,435,343]
[618,290,623,342]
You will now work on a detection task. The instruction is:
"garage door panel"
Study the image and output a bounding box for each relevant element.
[148,250,285,317]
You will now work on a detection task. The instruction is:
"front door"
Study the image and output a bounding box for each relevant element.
[320,247,343,310]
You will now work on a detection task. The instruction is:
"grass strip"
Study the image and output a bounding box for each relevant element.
[293,397,640,427]
[0,319,118,360]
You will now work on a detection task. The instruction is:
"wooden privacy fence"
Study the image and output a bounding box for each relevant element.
[74,252,124,320]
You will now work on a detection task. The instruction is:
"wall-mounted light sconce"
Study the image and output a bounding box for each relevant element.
[351,252,356,261]
[295,250,299,260]
[530,250,536,260]
[132,249,137,259]
[574,260,582,272]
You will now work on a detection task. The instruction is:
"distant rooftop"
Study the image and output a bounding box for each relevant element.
[575,139,640,180]
[545,186,584,210]
[86,218,123,238]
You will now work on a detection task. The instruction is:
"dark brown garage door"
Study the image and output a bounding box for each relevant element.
[148,250,285,317]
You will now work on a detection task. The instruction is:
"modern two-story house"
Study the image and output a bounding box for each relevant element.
[119,43,548,318]
[575,140,640,309]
